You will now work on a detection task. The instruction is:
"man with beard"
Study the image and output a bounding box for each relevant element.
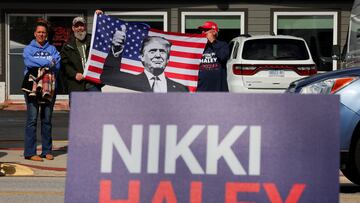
[60,16,102,105]
[101,36,188,92]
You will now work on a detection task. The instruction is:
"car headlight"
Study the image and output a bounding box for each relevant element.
[300,77,359,94]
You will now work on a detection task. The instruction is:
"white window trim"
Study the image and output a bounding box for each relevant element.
[6,14,41,100]
[105,11,168,31]
[6,13,81,100]
[273,11,338,70]
[180,11,245,34]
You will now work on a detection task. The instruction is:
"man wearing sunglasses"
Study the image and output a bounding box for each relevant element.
[60,16,103,106]
[197,21,229,92]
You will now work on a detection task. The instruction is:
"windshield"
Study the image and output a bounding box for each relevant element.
[242,39,309,60]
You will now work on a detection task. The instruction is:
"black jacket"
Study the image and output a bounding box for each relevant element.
[197,40,229,92]
[60,34,102,92]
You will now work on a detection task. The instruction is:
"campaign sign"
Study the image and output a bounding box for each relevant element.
[65,93,339,203]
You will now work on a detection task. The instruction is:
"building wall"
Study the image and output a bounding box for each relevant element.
[341,10,351,47]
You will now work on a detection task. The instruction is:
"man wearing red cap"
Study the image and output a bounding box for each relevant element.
[197,21,229,92]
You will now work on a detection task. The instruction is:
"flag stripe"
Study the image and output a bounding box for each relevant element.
[88,65,103,74]
[169,39,207,49]
[171,45,205,54]
[121,63,144,73]
[86,73,101,82]
[165,72,198,81]
[90,49,108,58]
[170,56,201,65]
[89,60,104,70]
[188,86,197,92]
[167,61,199,70]
[170,50,203,59]
[90,54,106,63]
[120,69,142,75]
[166,66,199,75]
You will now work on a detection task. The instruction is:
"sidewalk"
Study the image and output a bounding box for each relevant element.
[0,100,70,111]
[0,104,69,177]
[0,140,68,177]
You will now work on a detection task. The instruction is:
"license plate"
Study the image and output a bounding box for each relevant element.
[269,70,285,77]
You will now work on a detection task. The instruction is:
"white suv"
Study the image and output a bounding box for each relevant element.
[226,35,316,93]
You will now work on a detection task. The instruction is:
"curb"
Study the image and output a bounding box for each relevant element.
[0,140,68,177]
[0,162,67,176]
[0,163,34,176]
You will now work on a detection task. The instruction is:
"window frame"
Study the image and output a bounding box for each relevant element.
[272,11,339,71]
[180,11,246,34]
[105,11,168,31]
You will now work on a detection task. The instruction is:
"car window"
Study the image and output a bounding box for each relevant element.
[242,39,309,60]
[233,42,239,59]
[229,41,235,58]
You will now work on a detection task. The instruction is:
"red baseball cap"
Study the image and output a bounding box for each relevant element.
[198,21,219,32]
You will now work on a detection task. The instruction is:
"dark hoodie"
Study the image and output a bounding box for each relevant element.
[197,40,229,92]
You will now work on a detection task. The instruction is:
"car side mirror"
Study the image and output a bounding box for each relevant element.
[332,45,341,60]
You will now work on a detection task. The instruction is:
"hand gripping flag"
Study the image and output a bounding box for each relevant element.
[84,13,207,92]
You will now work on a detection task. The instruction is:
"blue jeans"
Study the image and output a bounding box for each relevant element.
[24,94,56,157]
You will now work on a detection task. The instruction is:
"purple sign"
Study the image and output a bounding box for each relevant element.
[65,93,339,203]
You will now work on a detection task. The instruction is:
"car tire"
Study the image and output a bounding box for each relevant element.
[341,135,360,185]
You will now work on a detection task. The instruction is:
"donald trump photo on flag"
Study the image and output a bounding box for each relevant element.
[101,35,188,92]
[83,13,208,92]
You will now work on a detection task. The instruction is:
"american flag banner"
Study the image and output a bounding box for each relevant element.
[84,13,207,92]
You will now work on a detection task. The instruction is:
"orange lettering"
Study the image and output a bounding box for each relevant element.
[225,182,260,203]
[99,179,140,203]
[190,181,202,203]
[263,183,306,203]
[151,181,177,203]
